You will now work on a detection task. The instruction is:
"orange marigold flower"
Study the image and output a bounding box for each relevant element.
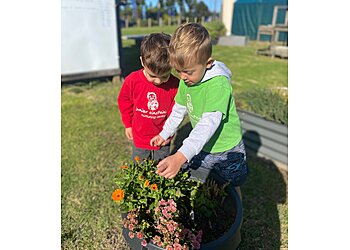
[120,165,128,169]
[134,156,140,162]
[150,184,158,191]
[144,180,150,187]
[138,175,144,180]
[112,189,124,201]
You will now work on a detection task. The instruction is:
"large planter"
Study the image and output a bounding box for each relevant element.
[122,169,243,250]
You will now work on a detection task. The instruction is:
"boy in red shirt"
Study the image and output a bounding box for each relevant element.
[118,33,179,161]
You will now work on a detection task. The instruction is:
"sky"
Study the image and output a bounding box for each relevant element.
[144,0,223,13]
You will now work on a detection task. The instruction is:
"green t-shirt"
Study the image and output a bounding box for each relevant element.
[175,75,242,153]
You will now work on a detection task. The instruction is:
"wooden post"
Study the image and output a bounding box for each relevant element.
[177,16,181,25]
[125,17,129,28]
[148,18,151,28]
[271,6,279,45]
[284,10,288,25]
[137,18,141,27]
[272,6,278,26]
[201,16,205,24]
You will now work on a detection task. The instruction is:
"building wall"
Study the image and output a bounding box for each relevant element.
[231,0,288,40]
[221,0,235,36]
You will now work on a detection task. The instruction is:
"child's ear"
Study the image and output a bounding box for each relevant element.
[206,58,214,69]
[139,56,144,67]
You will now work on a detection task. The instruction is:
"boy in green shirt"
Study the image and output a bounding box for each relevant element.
[150,23,248,188]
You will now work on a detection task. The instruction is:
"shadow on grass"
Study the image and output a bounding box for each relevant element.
[240,130,287,249]
[170,123,287,249]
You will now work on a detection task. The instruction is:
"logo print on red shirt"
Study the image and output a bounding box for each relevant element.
[147,92,158,111]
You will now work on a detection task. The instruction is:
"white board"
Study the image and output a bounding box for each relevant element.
[61,0,120,78]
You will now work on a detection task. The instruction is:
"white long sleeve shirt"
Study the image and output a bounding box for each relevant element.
[159,103,222,161]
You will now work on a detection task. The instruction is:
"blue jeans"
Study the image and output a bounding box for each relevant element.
[185,140,249,187]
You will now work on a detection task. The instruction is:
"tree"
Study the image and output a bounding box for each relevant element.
[165,0,176,13]
[194,1,211,20]
[135,0,145,19]
[165,0,176,24]
[146,7,160,20]
[121,4,132,20]
[184,0,196,19]
[176,0,185,22]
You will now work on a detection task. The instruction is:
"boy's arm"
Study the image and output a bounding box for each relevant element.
[150,102,186,147]
[117,80,133,128]
[156,111,222,178]
[178,111,222,161]
[159,102,187,140]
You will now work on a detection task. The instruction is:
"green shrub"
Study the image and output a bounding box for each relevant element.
[204,20,226,42]
[238,88,288,125]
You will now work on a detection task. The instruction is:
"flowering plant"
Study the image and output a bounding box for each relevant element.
[112,157,231,250]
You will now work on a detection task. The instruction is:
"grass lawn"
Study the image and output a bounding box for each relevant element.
[61,80,288,249]
[121,25,178,36]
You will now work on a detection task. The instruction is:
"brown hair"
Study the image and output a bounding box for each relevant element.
[169,23,212,69]
[140,33,172,75]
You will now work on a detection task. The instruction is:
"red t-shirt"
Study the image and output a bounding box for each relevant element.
[118,69,179,150]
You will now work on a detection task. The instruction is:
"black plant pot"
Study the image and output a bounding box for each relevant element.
[122,170,243,250]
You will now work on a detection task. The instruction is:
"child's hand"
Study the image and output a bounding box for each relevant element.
[161,138,172,146]
[125,127,133,141]
[150,135,165,147]
[156,152,187,179]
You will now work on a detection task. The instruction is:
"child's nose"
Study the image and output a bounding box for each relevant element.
[179,72,187,80]
[153,78,161,84]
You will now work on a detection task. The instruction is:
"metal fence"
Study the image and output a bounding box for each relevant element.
[237,109,288,166]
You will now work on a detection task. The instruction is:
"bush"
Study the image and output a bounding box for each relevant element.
[238,88,288,125]
[204,20,226,43]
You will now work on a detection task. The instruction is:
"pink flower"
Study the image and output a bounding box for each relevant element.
[155,206,160,213]
[123,220,128,228]
[128,231,134,239]
[153,235,161,243]
[192,240,200,249]
[128,224,134,231]
[141,240,147,247]
[169,199,175,206]
[173,243,182,250]
[161,226,168,234]
[167,223,175,233]
[166,246,173,250]
[196,230,203,242]
[136,232,143,239]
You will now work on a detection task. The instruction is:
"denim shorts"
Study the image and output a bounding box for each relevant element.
[131,144,170,162]
[186,140,249,187]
